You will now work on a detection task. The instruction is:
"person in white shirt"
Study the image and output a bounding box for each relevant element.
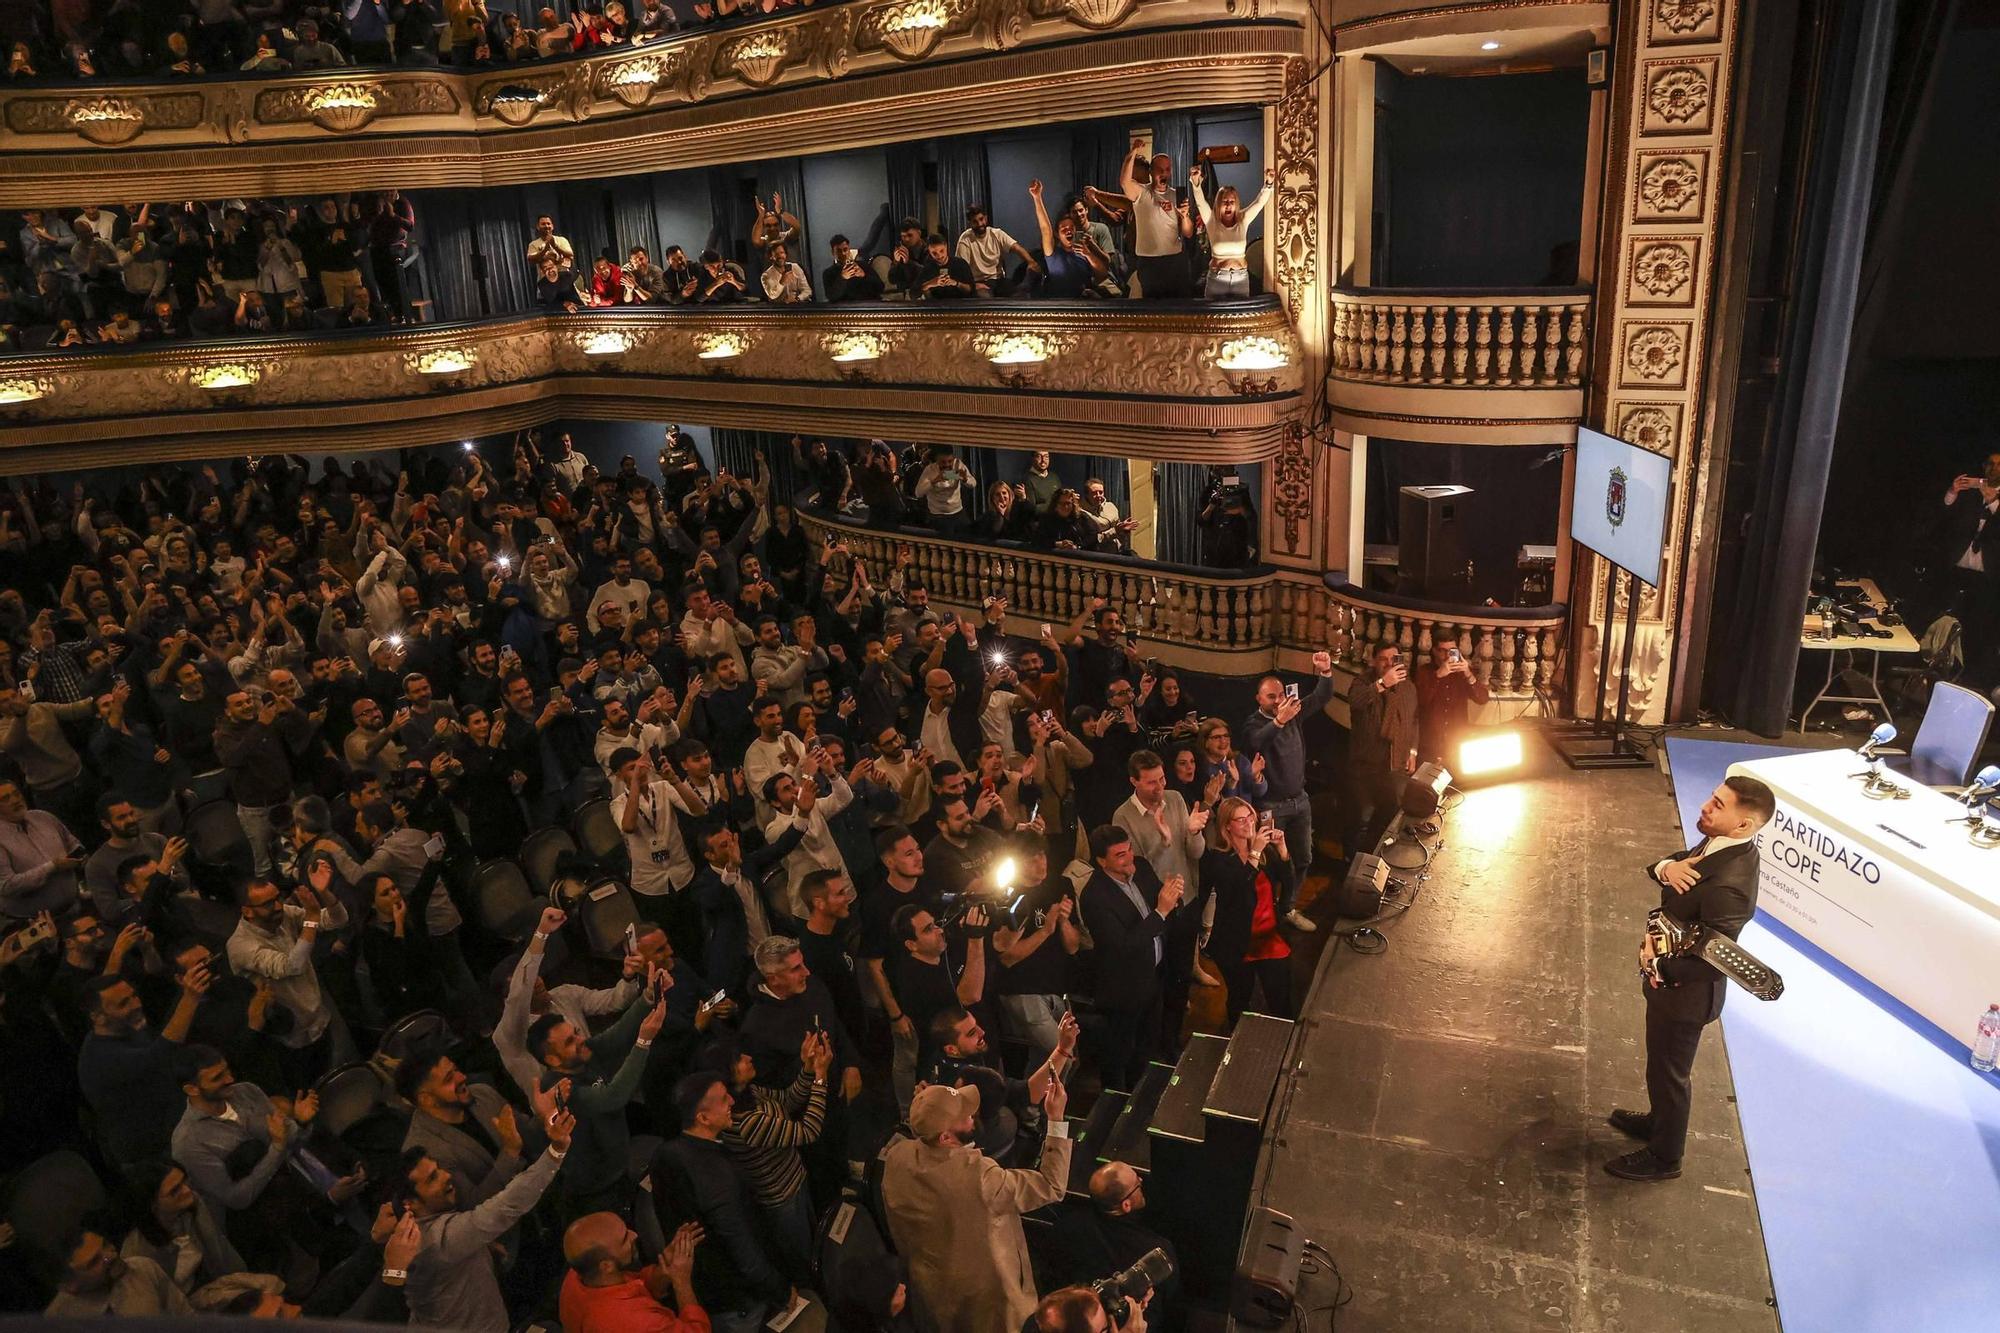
[743,700,805,825]
[610,748,708,902]
[546,432,589,490]
[525,215,573,272]
[954,204,1041,297]
[760,242,813,304]
[678,586,750,678]
[593,697,678,780]
[915,446,977,536]
[1078,478,1136,555]
[586,555,651,634]
[1189,163,1274,301]
[762,751,854,918]
[1120,138,1194,299]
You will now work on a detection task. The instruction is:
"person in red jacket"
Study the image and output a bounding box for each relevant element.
[559,1212,710,1333]
[1414,635,1491,767]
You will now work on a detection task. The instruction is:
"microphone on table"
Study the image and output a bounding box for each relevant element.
[1955,765,2000,822]
[1858,723,1896,763]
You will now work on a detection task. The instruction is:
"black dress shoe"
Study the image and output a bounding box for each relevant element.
[1604,1149,1681,1182]
[1607,1108,1653,1141]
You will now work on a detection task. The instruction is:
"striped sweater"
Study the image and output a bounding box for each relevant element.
[720,1069,826,1207]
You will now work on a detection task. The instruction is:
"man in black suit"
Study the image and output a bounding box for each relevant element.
[690,821,806,1000]
[902,614,988,772]
[1606,774,1775,1182]
[1078,824,1185,1091]
[1938,454,2000,685]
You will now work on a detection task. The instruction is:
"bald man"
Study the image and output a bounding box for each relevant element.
[1048,1162,1182,1331]
[558,1211,708,1333]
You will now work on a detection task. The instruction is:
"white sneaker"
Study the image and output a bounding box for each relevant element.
[1285,909,1318,933]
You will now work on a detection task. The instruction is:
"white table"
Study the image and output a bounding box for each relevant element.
[1796,576,1921,730]
[1730,749,2000,1052]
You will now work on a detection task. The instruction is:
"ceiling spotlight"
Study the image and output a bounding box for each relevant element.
[1481,40,1502,51]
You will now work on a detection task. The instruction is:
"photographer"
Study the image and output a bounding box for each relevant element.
[921,1004,1078,1161]
[888,901,988,1073]
[988,838,1083,1066]
[1033,1285,1148,1333]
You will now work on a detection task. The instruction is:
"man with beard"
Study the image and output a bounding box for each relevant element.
[954,203,1041,297]
[1118,138,1194,299]
[559,1211,707,1332]
[400,1049,538,1210]
[922,1004,1077,1160]
[45,1226,191,1317]
[77,969,209,1170]
[526,977,670,1220]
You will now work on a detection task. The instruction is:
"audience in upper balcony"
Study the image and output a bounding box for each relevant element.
[955,204,1039,298]
[1120,137,1195,299]
[760,242,812,305]
[822,235,884,303]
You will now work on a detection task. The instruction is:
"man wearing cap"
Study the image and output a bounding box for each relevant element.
[881,1078,1071,1333]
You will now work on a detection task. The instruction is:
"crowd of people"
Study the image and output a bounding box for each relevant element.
[2,196,420,351]
[533,147,1274,308]
[3,0,805,83]
[778,437,1260,572]
[0,427,1491,1329]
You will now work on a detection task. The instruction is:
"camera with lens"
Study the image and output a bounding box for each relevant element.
[937,855,1042,936]
[1092,1248,1173,1326]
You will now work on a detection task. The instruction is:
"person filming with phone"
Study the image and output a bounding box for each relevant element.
[1416,635,1491,768]
[1345,644,1419,860]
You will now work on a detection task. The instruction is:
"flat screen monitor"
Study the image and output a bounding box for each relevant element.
[1569,426,1671,587]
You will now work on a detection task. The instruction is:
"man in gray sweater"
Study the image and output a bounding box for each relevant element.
[1237,650,1334,929]
[400,1084,574,1331]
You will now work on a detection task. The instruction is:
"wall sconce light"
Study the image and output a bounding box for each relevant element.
[487,85,547,126]
[192,363,262,404]
[728,32,791,86]
[406,348,478,389]
[821,331,888,381]
[603,58,665,108]
[67,96,145,145]
[577,330,634,370]
[977,332,1060,388]
[0,377,50,419]
[694,331,750,374]
[877,0,950,60]
[305,83,380,132]
[1216,336,1290,395]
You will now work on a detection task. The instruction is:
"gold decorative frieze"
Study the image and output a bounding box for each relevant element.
[5,90,202,142]
[1615,403,1681,457]
[596,51,685,107]
[1055,0,1141,30]
[1627,237,1698,305]
[1619,323,1690,386]
[255,78,459,131]
[1272,55,1321,329]
[860,0,972,60]
[721,24,806,86]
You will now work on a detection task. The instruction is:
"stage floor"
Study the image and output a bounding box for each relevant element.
[1260,756,1780,1333]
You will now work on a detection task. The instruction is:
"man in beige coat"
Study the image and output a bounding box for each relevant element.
[882,1080,1073,1333]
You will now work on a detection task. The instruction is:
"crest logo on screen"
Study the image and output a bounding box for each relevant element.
[1606,466,1628,531]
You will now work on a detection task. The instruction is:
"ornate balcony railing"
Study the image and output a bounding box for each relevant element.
[0,299,1299,470]
[1329,289,1590,389]
[1325,287,1592,445]
[0,1,1303,201]
[797,510,1274,664]
[1317,575,1565,701]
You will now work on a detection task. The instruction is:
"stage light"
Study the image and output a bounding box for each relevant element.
[1457,730,1525,779]
[1481,40,1502,51]
[993,857,1017,893]
[1399,762,1452,819]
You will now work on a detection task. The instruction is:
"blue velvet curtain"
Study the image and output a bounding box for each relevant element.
[935,136,990,245]
[707,168,755,267]
[886,143,929,234]
[1071,120,1132,201]
[1150,112,1197,185]
[413,190,479,320]
[1155,463,1208,565]
[609,177,661,263]
[474,190,538,316]
[556,182,613,271]
[713,429,761,476]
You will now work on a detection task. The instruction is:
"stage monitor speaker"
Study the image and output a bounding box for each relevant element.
[1397,485,1473,599]
[1399,762,1453,818]
[1231,1206,1305,1328]
[1338,852,1388,918]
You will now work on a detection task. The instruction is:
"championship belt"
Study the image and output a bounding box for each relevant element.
[1642,909,1785,1002]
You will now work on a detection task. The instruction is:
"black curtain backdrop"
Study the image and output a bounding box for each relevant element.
[610,177,662,265]
[1071,120,1132,202]
[1720,0,1899,734]
[1156,463,1207,565]
[707,167,757,268]
[713,429,762,476]
[886,143,928,234]
[936,136,991,244]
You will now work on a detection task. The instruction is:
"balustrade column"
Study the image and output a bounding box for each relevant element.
[1542,310,1563,383]
[1389,307,1409,379]
[1473,307,1494,384]
[1520,309,1541,386]
[1449,306,1471,385]
[1496,306,1517,385]
[1564,306,1587,384]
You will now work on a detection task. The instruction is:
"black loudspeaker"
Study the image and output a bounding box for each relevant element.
[1399,762,1452,819]
[1337,852,1388,918]
[1397,485,1473,599]
[1231,1206,1305,1328]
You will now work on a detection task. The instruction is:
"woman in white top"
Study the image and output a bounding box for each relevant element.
[1190,164,1275,301]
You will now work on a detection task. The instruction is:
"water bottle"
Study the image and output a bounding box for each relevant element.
[1975,1004,2000,1073]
